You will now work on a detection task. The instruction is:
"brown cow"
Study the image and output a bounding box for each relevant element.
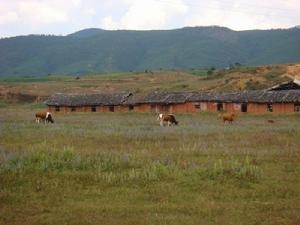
[35,112,54,124]
[157,113,178,126]
[219,113,235,124]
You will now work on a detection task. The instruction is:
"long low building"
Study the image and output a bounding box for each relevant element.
[45,89,300,114]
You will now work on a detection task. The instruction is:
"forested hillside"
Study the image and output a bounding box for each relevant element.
[0,26,300,76]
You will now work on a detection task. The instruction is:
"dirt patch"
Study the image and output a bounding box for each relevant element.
[287,64,300,76]
[0,91,47,103]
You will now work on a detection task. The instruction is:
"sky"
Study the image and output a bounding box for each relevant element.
[0,0,300,37]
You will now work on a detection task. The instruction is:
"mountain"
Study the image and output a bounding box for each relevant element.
[68,28,107,38]
[0,26,300,76]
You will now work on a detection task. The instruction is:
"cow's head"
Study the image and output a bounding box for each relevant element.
[46,112,54,123]
[157,113,163,121]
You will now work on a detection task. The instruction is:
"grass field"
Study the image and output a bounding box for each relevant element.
[1,104,300,225]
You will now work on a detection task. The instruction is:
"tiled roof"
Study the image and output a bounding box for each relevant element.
[267,81,300,91]
[45,90,300,106]
[190,90,300,103]
[45,92,132,106]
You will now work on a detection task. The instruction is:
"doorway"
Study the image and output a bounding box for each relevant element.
[109,106,114,112]
[217,103,223,112]
[241,103,248,112]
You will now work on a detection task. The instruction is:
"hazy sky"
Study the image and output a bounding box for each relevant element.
[1,0,300,37]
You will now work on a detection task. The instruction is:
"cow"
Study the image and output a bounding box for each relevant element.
[219,112,235,124]
[35,111,54,124]
[157,113,178,126]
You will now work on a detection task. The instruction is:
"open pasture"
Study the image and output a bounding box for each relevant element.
[1,105,300,225]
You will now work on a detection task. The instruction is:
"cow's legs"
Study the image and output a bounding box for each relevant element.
[167,121,171,126]
[160,120,164,126]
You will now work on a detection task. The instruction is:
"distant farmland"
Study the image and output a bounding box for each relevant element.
[0,64,298,103]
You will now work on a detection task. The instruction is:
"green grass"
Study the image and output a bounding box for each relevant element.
[0,100,9,108]
[186,69,209,77]
[1,106,300,225]
[0,75,71,83]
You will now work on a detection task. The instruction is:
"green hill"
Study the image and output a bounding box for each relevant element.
[0,26,300,76]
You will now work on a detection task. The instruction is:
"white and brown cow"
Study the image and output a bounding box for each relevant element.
[157,113,178,126]
[35,111,54,124]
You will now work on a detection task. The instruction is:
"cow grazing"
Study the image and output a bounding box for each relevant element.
[157,113,178,126]
[35,112,54,124]
[219,113,235,124]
